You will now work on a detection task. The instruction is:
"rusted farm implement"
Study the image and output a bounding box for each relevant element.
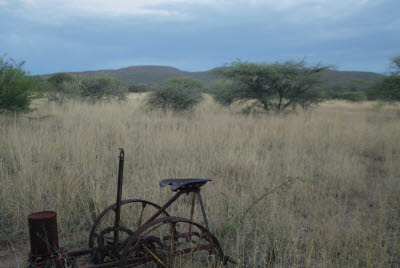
[27,149,234,267]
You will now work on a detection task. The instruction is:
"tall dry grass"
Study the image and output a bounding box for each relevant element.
[0,96,399,267]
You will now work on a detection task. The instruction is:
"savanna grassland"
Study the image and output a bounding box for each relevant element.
[0,94,399,267]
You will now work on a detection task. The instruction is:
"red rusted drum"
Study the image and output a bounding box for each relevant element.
[28,211,60,258]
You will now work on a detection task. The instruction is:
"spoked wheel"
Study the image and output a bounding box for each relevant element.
[88,199,170,253]
[118,217,226,268]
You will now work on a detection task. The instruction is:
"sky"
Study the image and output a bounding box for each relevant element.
[0,0,399,75]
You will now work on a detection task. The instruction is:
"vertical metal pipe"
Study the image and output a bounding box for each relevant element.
[189,192,196,235]
[197,191,210,231]
[113,148,124,249]
[189,191,196,222]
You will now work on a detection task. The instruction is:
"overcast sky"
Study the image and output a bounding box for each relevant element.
[1,0,399,75]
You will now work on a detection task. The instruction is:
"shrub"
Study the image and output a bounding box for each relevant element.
[145,77,204,112]
[209,79,245,106]
[47,72,75,86]
[47,73,79,103]
[368,76,400,101]
[0,56,44,114]
[128,83,150,93]
[80,76,128,103]
[367,56,400,101]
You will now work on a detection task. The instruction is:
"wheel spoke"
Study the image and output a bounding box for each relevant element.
[138,202,147,228]
[169,223,175,267]
[88,199,170,266]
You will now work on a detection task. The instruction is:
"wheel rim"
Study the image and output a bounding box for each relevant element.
[119,217,225,268]
[88,199,170,251]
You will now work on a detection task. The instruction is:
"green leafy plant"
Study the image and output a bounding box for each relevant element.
[368,56,400,101]
[209,79,245,106]
[47,73,80,103]
[145,77,204,112]
[47,72,75,86]
[80,76,128,103]
[0,55,45,114]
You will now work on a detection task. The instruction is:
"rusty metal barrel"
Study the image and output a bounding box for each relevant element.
[28,211,60,259]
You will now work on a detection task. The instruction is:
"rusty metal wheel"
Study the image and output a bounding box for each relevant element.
[118,217,225,267]
[88,199,170,251]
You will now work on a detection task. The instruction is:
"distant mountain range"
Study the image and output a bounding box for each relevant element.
[43,65,384,87]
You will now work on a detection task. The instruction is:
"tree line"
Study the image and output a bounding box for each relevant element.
[1,55,399,115]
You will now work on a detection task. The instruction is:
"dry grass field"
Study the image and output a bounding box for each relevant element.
[0,94,399,267]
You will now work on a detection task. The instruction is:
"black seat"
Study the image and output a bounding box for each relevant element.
[159,178,211,192]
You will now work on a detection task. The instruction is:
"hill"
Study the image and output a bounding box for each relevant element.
[44,65,219,84]
[43,65,384,86]
[319,70,383,87]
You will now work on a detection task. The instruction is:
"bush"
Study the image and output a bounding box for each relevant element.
[0,56,44,114]
[368,76,400,101]
[367,56,400,101]
[324,84,368,102]
[47,73,79,103]
[47,72,75,86]
[80,76,128,103]
[128,83,150,93]
[47,74,128,103]
[145,77,204,112]
[339,91,367,102]
[209,79,245,106]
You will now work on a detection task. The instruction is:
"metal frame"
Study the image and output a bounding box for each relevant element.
[27,148,224,268]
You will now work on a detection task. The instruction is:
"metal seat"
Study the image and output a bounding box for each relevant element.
[159,178,211,192]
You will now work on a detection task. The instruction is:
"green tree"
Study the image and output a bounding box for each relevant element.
[368,76,400,101]
[47,72,78,103]
[368,56,400,101]
[47,72,75,86]
[80,76,128,103]
[209,79,244,105]
[145,77,204,112]
[0,56,44,114]
[213,60,328,113]
[338,79,368,101]
[390,55,400,75]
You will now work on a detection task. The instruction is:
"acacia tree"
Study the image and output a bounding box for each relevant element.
[391,55,400,75]
[368,56,400,101]
[0,56,44,114]
[213,60,328,113]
